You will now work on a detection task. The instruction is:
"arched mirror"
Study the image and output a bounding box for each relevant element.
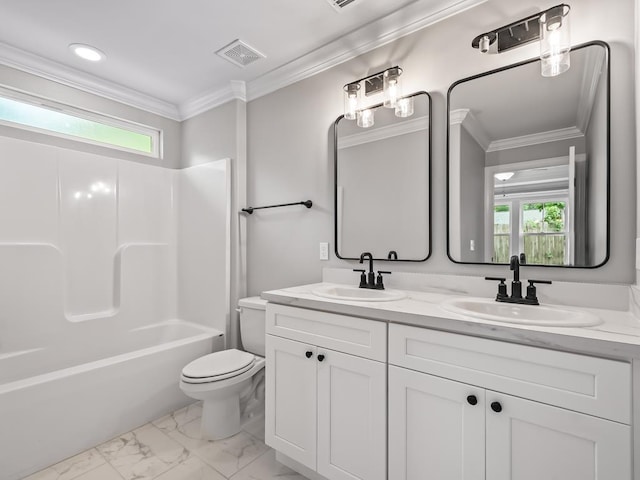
[334,91,431,261]
[447,41,609,267]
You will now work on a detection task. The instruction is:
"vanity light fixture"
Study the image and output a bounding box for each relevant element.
[395,96,414,118]
[383,67,403,108]
[471,4,571,77]
[69,43,106,62]
[343,66,413,127]
[357,108,375,128]
[343,83,361,120]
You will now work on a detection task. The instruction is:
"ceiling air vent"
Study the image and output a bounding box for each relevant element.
[326,0,357,12]
[216,40,265,68]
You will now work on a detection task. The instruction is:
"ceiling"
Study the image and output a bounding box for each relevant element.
[0,0,483,120]
[450,43,607,147]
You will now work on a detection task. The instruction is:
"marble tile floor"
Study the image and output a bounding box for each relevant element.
[24,402,308,480]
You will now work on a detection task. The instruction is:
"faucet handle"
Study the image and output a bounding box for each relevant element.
[375,271,391,290]
[353,269,367,288]
[485,277,508,301]
[525,279,552,304]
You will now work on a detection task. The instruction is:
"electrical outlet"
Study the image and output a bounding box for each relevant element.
[470,239,475,251]
[319,242,329,260]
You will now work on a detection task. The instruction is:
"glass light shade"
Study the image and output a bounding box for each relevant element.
[539,5,571,77]
[494,172,515,181]
[356,108,375,128]
[383,67,403,108]
[343,83,361,120]
[395,97,414,118]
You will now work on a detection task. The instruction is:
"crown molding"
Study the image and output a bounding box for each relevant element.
[0,42,181,120]
[450,108,490,150]
[244,0,486,101]
[0,0,485,121]
[179,81,247,120]
[487,126,584,152]
[337,115,429,149]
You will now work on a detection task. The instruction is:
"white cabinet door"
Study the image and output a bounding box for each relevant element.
[486,391,632,480]
[265,334,318,470]
[317,349,386,480]
[388,366,485,480]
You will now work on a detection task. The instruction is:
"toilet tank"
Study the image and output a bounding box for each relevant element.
[238,296,267,357]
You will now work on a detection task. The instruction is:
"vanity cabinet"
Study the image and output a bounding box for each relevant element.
[388,323,632,480]
[265,304,387,480]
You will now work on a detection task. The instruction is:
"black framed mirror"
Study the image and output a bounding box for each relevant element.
[447,41,609,268]
[334,91,431,262]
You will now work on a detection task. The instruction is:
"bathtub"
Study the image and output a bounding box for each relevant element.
[0,320,224,480]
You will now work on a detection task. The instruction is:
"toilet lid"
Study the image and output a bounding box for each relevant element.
[182,349,255,380]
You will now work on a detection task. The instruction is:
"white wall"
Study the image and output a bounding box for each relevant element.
[586,61,609,265]
[338,130,429,259]
[246,0,637,294]
[459,127,485,262]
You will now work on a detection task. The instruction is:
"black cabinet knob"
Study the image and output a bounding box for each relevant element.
[305,351,313,358]
[491,401,502,413]
[317,354,325,362]
[466,395,478,406]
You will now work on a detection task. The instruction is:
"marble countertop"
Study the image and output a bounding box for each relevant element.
[262,282,640,360]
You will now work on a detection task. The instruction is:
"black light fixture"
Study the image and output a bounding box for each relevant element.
[472,4,571,77]
[342,66,414,127]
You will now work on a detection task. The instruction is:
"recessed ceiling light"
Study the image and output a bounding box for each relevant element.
[69,43,106,62]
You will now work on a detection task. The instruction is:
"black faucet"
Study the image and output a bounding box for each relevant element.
[485,254,552,305]
[510,255,522,299]
[388,250,398,260]
[359,252,375,287]
[353,252,391,290]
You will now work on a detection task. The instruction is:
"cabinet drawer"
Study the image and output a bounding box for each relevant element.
[389,324,631,424]
[266,304,387,361]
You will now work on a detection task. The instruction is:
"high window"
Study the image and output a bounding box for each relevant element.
[0,88,161,157]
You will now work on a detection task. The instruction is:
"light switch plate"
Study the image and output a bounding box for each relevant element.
[320,242,329,260]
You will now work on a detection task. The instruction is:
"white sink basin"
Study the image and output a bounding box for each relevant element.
[312,285,406,302]
[441,297,602,327]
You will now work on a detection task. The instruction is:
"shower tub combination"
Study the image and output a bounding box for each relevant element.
[0,320,223,480]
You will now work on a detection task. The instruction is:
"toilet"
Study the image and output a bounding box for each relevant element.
[180,296,267,440]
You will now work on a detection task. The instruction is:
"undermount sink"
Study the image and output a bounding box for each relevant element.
[440,297,602,327]
[312,285,407,302]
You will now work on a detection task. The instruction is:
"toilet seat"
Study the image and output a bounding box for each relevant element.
[181,349,256,384]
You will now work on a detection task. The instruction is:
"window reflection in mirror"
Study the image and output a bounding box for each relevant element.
[447,42,609,268]
[334,91,431,261]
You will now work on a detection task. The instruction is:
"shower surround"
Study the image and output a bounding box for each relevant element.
[0,136,230,479]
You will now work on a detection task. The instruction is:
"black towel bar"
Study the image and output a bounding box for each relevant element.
[241,200,312,214]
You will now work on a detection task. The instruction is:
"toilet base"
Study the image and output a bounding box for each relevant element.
[201,393,242,440]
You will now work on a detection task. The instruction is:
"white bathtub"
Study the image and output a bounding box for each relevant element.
[0,320,224,480]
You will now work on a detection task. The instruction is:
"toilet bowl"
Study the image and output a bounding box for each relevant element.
[180,297,267,440]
